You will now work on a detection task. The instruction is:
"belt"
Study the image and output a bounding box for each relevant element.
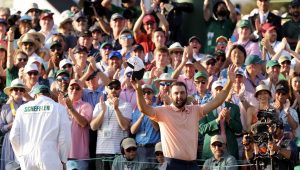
[165,157,197,165]
[137,143,155,147]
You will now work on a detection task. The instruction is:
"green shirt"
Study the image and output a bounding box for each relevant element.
[112,155,149,170]
[6,65,19,87]
[203,153,238,170]
[204,18,236,54]
[282,19,300,50]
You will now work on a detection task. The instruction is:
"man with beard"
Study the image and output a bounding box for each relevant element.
[202,135,237,170]
[47,41,65,83]
[90,79,132,170]
[282,0,300,50]
[203,0,237,54]
[50,70,70,102]
[131,65,236,170]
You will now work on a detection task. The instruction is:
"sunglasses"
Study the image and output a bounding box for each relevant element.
[206,61,216,66]
[126,72,133,78]
[102,46,112,51]
[143,91,153,95]
[155,152,163,156]
[120,34,133,40]
[160,82,172,87]
[22,42,34,47]
[171,51,183,55]
[27,71,38,76]
[125,147,137,152]
[195,80,206,85]
[70,86,81,91]
[17,58,28,62]
[211,142,223,148]
[11,88,25,93]
[216,57,226,62]
[108,85,121,90]
[50,46,62,52]
[62,64,73,69]
[56,76,70,82]
[145,22,155,26]
[217,42,227,46]
[77,19,87,23]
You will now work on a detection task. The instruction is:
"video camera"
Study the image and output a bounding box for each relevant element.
[83,0,108,18]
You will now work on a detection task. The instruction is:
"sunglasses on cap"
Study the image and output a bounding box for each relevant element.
[62,64,72,69]
[211,142,223,148]
[120,34,133,40]
[70,86,81,91]
[160,82,172,87]
[27,71,38,76]
[143,91,153,95]
[17,58,28,62]
[11,88,25,93]
[108,85,121,90]
[56,76,70,82]
[125,147,137,152]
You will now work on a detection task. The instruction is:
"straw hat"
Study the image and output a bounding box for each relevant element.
[4,79,29,95]
[17,33,40,49]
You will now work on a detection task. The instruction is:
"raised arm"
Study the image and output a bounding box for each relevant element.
[6,28,15,70]
[202,65,236,115]
[131,79,155,117]
[133,1,147,40]
[171,47,190,79]
[203,0,212,22]
[224,0,237,22]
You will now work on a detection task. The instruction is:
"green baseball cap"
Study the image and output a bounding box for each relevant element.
[245,55,263,66]
[266,60,280,68]
[238,19,251,28]
[55,69,70,78]
[194,71,208,80]
[33,85,50,95]
[100,42,112,49]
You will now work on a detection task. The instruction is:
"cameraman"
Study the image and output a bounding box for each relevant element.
[243,120,298,170]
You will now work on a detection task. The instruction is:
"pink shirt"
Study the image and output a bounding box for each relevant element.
[69,99,93,159]
[119,88,137,110]
[151,104,204,161]
[177,75,197,95]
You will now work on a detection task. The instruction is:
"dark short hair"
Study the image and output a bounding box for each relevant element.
[228,44,247,62]
[170,81,187,94]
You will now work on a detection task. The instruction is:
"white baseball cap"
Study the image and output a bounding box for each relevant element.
[59,59,73,69]
[24,63,39,73]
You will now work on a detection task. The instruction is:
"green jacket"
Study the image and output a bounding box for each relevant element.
[199,102,242,160]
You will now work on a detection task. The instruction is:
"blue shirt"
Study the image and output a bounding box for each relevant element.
[82,86,104,108]
[131,107,160,145]
[192,91,213,105]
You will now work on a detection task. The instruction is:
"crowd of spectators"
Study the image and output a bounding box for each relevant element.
[0,0,299,169]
